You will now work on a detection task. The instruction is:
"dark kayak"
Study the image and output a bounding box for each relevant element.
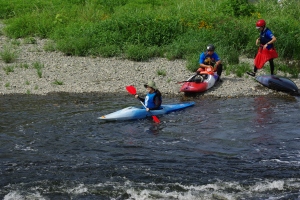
[256,75,299,95]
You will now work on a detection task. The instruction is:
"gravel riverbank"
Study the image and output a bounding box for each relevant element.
[0,34,299,98]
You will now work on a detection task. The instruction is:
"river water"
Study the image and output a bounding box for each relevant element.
[1,93,300,200]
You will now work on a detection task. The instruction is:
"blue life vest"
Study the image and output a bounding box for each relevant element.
[145,92,161,109]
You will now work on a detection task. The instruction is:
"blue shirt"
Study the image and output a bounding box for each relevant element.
[199,52,220,65]
[260,28,274,50]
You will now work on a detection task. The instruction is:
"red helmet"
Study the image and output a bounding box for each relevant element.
[256,19,266,28]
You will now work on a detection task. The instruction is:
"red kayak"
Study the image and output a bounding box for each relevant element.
[179,67,219,93]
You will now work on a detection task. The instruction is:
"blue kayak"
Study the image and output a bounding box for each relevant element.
[256,75,299,95]
[98,101,195,121]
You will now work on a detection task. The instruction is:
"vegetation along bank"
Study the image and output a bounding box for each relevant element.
[0,0,299,96]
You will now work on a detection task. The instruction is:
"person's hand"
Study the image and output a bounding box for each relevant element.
[146,108,150,112]
[263,44,268,49]
[212,66,217,72]
[135,94,138,98]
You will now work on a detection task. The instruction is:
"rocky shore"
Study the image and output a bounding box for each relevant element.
[0,34,299,98]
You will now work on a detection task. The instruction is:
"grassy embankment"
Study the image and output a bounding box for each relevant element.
[0,0,300,77]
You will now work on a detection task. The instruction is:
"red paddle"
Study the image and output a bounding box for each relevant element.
[126,85,160,123]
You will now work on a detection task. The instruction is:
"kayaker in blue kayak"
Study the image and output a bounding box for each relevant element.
[135,81,162,111]
[198,44,223,82]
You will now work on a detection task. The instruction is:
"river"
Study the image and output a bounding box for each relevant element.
[1,93,300,199]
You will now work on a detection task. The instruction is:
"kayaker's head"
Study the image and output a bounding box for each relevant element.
[206,44,215,55]
[144,80,157,93]
[256,19,266,31]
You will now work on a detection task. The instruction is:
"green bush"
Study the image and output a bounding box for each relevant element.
[185,53,200,72]
[221,0,255,17]
[1,0,300,75]
[225,63,252,77]
[95,44,122,58]
[0,45,18,63]
[124,44,160,61]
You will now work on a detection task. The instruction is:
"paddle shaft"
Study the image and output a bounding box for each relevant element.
[177,80,191,84]
[138,100,148,110]
[138,97,160,123]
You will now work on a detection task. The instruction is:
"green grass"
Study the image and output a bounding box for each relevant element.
[32,62,43,78]
[19,63,30,69]
[53,80,63,85]
[225,63,253,77]
[11,39,21,46]
[3,66,14,75]
[157,69,166,76]
[0,45,18,63]
[43,41,57,52]
[1,0,300,75]
[5,82,10,88]
[23,37,37,44]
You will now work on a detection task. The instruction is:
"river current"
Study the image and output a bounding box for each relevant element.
[1,93,300,200]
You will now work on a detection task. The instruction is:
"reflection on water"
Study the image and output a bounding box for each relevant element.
[1,93,300,199]
[254,96,275,125]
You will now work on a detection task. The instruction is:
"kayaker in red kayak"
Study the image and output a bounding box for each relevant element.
[247,19,278,77]
[135,81,162,111]
[198,44,223,82]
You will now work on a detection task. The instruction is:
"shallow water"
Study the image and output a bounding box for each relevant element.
[1,93,300,200]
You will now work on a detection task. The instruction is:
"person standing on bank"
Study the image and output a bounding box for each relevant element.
[135,80,162,111]
[247,19,278,77]
[198,44,223,82]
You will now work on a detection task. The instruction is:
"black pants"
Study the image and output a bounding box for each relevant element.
[254,59,274,75]
[217,64,223,77]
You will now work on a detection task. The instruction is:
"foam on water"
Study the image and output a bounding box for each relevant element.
[3,178,300,199]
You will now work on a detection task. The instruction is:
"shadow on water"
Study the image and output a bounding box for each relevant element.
[1,92,300,199]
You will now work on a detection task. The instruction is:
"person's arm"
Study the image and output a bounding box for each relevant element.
[135,94,145,102]
[264,36,276,49]
[256,37,260,46]
[213,53,221,67]
[214,60,221,69]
